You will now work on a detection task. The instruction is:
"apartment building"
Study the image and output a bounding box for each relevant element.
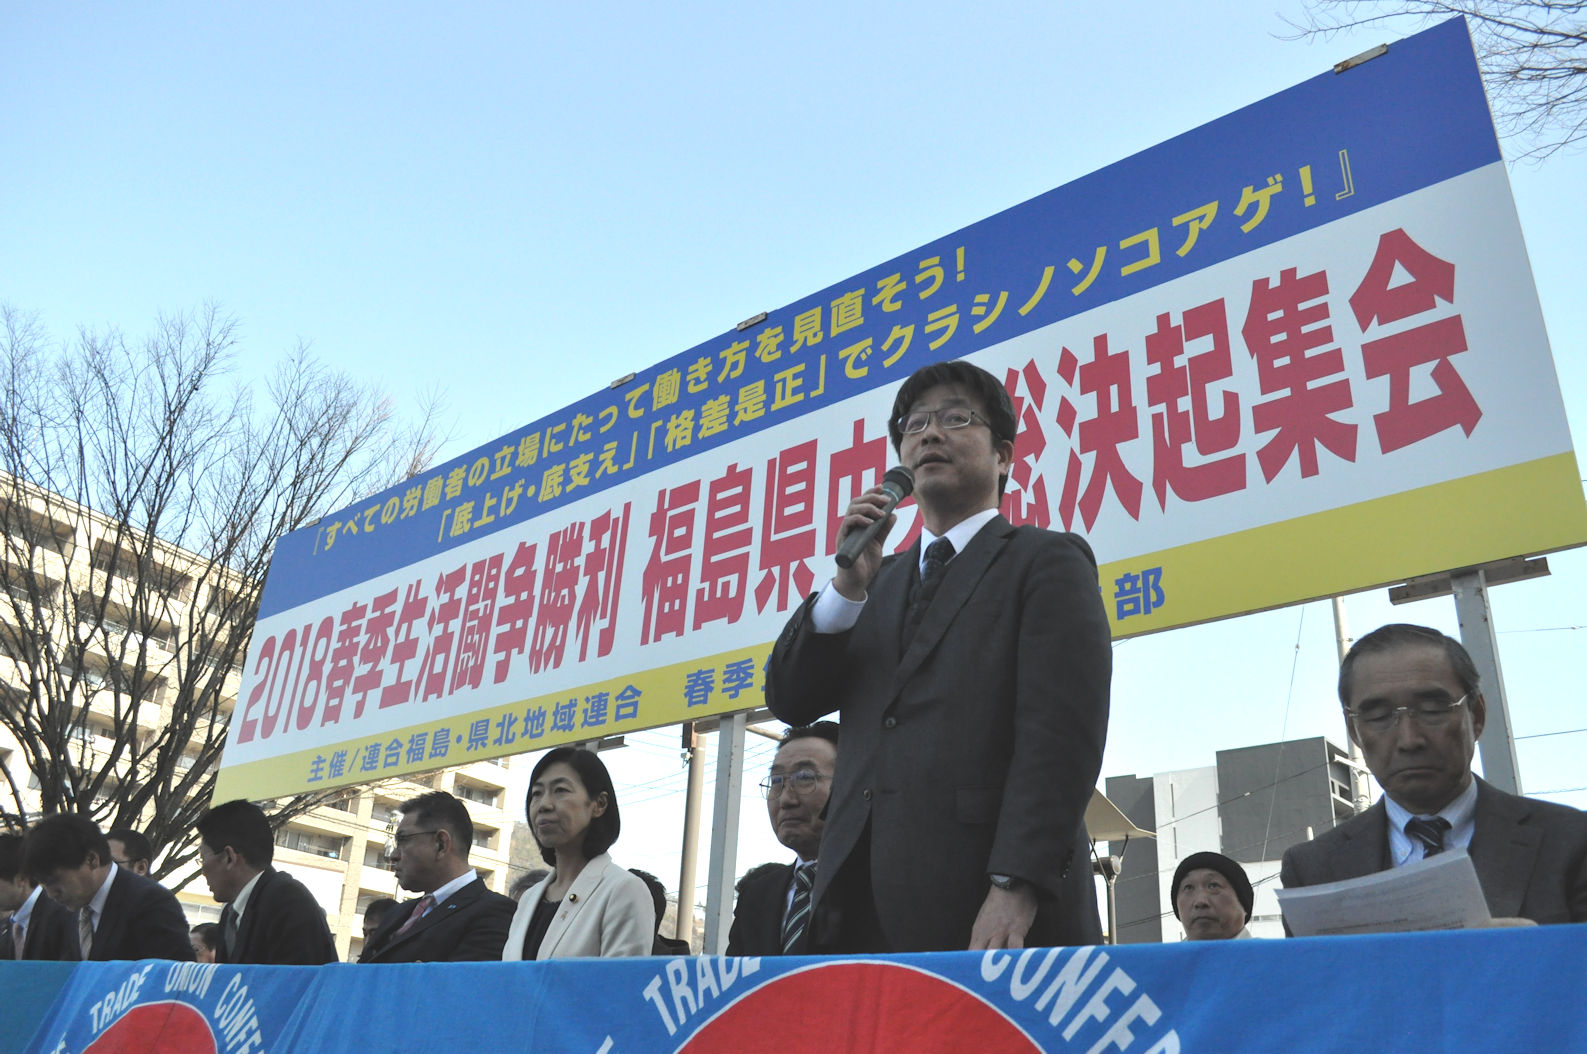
[0,474,525,960]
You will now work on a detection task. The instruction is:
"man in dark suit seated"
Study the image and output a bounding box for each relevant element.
[727,722,839,956]
[359,790,516,962]
[767,359,1111,953]
[362,897,400,944]
[1,832,79,960]
[23,814,193,961]
[196,800,339,965]
[1281,622,1587,926]
[630,868,692,955]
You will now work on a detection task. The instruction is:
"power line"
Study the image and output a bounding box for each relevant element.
[1497,626,1586,634]
[1118,752,1342,834]
[1261,607,1306,861]
[1515,727,1587,741]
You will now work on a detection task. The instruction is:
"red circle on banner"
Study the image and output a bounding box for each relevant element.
[84,1002,218,1054]
[680,961,1038,1052]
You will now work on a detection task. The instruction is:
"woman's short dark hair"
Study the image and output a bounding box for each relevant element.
[528,747,621,865]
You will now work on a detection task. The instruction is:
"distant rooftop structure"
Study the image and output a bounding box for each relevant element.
[1105,736,1357,942]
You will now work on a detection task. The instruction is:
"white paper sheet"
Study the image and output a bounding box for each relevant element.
[1276,849,1492,936]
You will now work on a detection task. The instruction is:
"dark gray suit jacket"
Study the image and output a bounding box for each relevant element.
[88,867,194,961]
[358,876,515,962]
[7,890,80,960]
[726,862,795,957]
[767,516,1111,952]
[223,867,338,965]
[1280,777,1587,925]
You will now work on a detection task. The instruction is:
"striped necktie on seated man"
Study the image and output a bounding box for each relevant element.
[781,863,815,954]
[1405,816,1452,858]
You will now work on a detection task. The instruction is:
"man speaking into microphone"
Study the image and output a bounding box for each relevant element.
[767,358,1111,953]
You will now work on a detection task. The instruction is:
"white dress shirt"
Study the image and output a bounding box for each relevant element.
[1385,776,1478,866]
[810,507,1000,633]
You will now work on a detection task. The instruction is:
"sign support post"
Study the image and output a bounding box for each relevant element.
[704,712,746,954]
[675,722,705,944]
[1451,569,1523,794]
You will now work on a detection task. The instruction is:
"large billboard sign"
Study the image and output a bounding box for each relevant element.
[216,19,1587,801]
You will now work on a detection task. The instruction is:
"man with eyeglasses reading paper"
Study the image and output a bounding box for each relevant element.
[727,722,839,956]
[767,359,1111,953]
[1281,623,1587,927]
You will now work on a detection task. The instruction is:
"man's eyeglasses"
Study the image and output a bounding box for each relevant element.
[387,829,439,855]
[895,407,990,435]
[759,770,830,799]
[1346,694,1470,733]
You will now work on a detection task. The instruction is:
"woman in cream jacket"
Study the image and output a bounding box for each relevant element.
[503,746,654,960]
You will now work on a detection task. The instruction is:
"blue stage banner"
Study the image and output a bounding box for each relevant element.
[0,962,73,1054]
[14,928,1587,1052]
[18,960,317,1054]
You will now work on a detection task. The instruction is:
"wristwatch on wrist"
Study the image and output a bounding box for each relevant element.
[988,873,1024,892]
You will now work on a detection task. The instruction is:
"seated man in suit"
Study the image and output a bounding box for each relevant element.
[630,868,692,955]
[1281,622,1587,926]
[359,790,516,962]
[196,800,338,964]
[23,814,193,961]
[727,722,839,956]
[1,832,79,960]
[362,897,399,943]
[1171,852,1254,940]
[105,827,154,878]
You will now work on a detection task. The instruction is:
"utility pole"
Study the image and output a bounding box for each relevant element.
[1331,597,1373,815]
[675,721,706,945]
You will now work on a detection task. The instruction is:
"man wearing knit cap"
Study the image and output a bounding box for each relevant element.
[1171,852,1254,940]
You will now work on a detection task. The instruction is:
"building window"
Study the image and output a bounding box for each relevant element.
[455,782,500,809]
[276,828,346,860]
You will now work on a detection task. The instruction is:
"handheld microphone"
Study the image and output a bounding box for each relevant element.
[834,465,915,569]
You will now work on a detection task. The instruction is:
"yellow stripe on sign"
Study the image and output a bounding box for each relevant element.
[1100,452,1587,638]
[214,641,774,802]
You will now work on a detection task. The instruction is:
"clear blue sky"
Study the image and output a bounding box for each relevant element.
[5,3,1584,903]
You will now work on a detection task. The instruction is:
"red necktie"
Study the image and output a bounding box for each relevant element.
[393,894,435,937]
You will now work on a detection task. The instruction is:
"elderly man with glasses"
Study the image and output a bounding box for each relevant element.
[727,722,839,956]
[1281,623,1587,927]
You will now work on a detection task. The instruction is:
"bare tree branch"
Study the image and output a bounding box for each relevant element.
[0,303,439,880]
[1287,1,1587,159]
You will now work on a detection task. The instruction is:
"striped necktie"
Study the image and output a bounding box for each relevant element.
[78,907,94,959]
[221,904,239,957]
[1405,816,1451,858]
[903,538,955,646]
[780,864,815,954]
